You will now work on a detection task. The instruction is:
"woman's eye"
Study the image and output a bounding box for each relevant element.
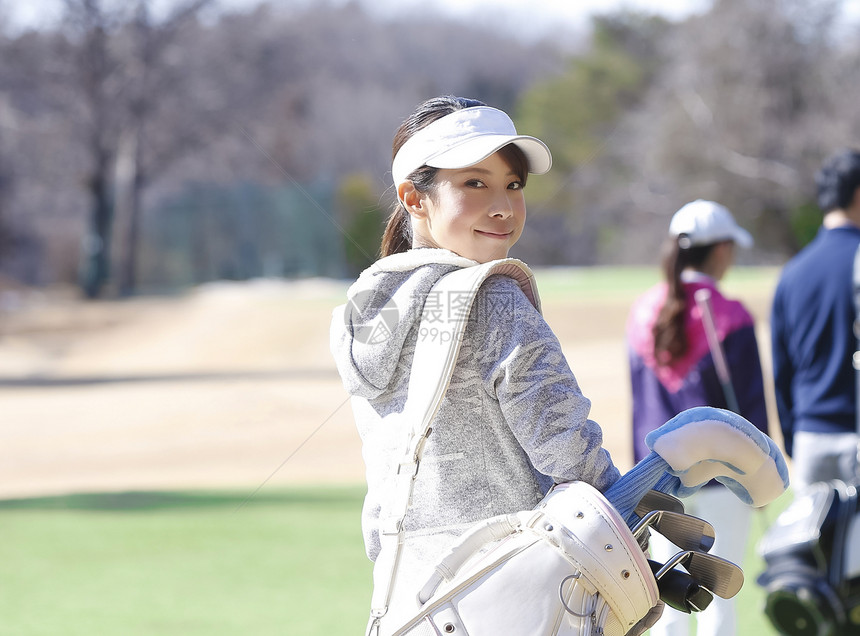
[465,179,485,188]
[508,181,524,190]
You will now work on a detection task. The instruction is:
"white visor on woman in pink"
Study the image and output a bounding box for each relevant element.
[391,106,552,188]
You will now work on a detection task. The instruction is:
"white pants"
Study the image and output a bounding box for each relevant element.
[791,430,859,491]
[648,487,751,636]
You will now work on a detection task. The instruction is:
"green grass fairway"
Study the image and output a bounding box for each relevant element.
[0,488,372,636]
[532,266,781,301]
[0,485,791,635]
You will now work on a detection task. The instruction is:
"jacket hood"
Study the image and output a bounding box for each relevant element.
[330,248,477,399]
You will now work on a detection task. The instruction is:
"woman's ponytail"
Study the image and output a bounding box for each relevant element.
[380,205,412,257]
[653,237,689,363]
[652,235,717,364]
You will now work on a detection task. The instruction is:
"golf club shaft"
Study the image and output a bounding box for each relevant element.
[694,288,740,413]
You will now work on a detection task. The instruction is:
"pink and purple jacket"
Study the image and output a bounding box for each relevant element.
[626,274,769,465]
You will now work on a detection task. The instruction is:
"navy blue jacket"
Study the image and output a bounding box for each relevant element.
[771,225,860,456]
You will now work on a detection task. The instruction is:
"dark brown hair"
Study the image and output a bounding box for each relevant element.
[816,148,860,213]
[652,236,717,364]
[380,96,529,257]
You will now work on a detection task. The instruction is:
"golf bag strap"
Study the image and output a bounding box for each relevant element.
[368,258,541,630]
[417,513,523,604]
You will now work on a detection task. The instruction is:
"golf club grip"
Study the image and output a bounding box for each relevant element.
[648,560,714,613]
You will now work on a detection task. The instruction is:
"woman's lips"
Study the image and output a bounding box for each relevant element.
[475,230,512,239]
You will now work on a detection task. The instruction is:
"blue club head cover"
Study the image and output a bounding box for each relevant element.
[644,406,789,506]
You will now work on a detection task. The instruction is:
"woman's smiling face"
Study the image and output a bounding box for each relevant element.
[410,151,526,263]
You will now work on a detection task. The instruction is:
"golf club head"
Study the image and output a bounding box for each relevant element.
[656,550,744,599]
[648,560,714,613]
[633,510,716,553]
[634,490,685,519]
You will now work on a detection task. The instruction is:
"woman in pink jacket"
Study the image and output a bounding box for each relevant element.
[626,200,769,636]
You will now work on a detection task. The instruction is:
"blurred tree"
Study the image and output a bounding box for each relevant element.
[0,65,13,279]
[613,0,850,260]
[0,25,83,285]
[60,0,123,298]
[112,0,214,296]
[0,118,12,279]
[0,2,567,289]
[515,12,669,264]
[58,0,222,297]
[3,0,859,289]
[519,14,665,173]
[336,174,384,277]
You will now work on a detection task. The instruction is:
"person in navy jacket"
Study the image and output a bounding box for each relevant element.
[627,199,769,636]
[771,148,860,490]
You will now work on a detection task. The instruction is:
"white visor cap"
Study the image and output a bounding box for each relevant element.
[669,199,754,248]
[391,106,552,188]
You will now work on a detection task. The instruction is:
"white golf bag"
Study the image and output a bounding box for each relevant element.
[390,481,659,636]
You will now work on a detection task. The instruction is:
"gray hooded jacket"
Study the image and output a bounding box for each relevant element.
[330,248,620,578]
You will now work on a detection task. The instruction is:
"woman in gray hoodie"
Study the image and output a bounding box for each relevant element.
[331,95,622,633]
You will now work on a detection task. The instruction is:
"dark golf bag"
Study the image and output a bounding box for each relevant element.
[758,479,860,635]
